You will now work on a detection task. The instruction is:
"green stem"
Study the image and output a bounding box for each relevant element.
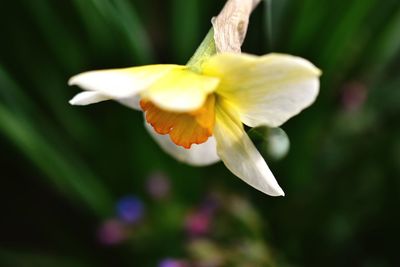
[186,28,217,73]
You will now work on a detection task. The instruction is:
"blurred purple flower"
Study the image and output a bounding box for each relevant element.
[116,196,144,224]
[147,171,170,199]
[159,259,188,267]
[341,81,367,112]
[97,219,126,245]
[200,193,220,216]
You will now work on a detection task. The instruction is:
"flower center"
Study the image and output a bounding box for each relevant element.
[140,94,215,149]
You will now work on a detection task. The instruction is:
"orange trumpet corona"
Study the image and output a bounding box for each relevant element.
[140,94,216,149]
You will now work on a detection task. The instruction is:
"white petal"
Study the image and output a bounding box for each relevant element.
[144,121,220,166]
[69,91,110,105]
[69,64,180,100]
[214,101,285,196]
[70,90,143,110]
[141,68,220,112]
[117,94,141,110]
[203,53,321,127]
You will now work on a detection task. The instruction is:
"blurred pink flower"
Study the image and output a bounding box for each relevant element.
[159,258,188,267]
[185,211,212,237]
[147,171,171,199]
[341,81,367,112]
[97,219,127,245]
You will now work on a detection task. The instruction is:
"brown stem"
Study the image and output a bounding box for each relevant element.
[212,0,262,53]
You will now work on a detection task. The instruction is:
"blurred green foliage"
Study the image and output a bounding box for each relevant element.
[0,0,400,266]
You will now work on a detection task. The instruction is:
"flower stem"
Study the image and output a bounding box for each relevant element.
[186,28,216,73]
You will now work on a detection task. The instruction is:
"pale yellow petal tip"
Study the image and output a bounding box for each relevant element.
[293,57,322,77]
[68,72,93,87]
[68,91,110,106]
[302,60,322,77]
[269,185,285,197]
[68,94,84,105]
[313,66,323,77]
[250,179,286,197]
[277,188,285,197]
[263,179,286,197]
[68,75,79,86]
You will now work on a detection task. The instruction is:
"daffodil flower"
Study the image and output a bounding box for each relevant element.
[69,53,321,196]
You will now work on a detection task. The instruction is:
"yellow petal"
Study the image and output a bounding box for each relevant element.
[69,64,180,102]
[141,68,219,112]
[202,53,321,127]
[214,99,285,196]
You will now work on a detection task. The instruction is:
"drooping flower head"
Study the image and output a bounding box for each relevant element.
[69,51,320,196]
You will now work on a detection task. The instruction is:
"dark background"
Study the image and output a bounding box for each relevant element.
[0,0,399,266]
